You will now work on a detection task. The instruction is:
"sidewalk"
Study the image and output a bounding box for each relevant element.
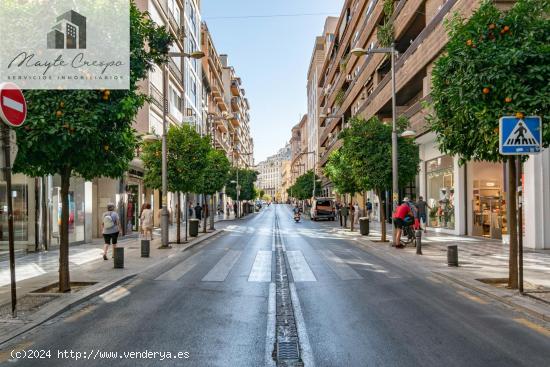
[0,215,239,345]
[328,218,550,322]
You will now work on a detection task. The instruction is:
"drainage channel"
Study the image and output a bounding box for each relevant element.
[272,212,304,367]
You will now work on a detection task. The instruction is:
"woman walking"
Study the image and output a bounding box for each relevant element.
[102,203,122,260]
[140,203,153,240]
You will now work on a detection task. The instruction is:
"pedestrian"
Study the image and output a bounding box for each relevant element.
[102,203,122,260]
[366,199,373,220]
[393,199,412,249]
[341,204,349,228]
[140,203,153,240]
[194,203,202,220]
[416,196,430,233]
[233,202,238,218]
[226,202,231,216]
[336,201,342,225]
[353,202,360,225]
[188,202,194,219]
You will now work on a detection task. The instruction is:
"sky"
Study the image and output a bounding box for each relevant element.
[201,0,344,163]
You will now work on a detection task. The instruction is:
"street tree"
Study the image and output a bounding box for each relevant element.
[197,149,231,232]
[340,116,419,241]
[142,124,211,243]
[13,2,173,292]
[288,170,321,201]
[429,0,550,288]
[226,168,258,216]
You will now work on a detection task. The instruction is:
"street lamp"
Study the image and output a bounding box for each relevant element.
[351,45,400,241]
[157,50,205,248]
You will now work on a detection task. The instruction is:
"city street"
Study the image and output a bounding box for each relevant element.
[2,205,549,366]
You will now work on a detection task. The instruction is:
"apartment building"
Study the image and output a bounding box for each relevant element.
[257,144,292,199]
[315,0,549,249]
[220,55,254,169]
[290,115,309,185]
[306,18,338,186]
[201,22,232,156]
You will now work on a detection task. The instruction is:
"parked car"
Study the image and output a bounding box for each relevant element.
[311,198,336,221]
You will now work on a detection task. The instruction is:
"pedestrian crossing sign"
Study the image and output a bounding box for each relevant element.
[499,116,542,155]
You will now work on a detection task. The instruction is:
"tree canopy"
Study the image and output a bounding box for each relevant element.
[324,149,361,196]
[226,168,258,201]
[287,170,322,200]
[429,0,550,163]
[197,149,231,195]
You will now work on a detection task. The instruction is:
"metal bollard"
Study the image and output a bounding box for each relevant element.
[415,230,422,255]
[141,239,150,258]
[113,247,124,268]
[447,245,458,266]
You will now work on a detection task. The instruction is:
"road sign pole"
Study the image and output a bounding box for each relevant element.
[517,158,524,294]
[1,124,16,317]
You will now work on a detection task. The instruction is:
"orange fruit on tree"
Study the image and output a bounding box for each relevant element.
[56,111,63,118]
[102,95,109,101]
[104,90,110,96]
[482,87,490,94]
[466,39,473,46]
[488,23,496,30]
[503,25,510,32]
[515,112,524,119]
[104,145,110,151]
[505,97,512,103]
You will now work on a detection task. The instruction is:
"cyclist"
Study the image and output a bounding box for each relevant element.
[393,198,412,248]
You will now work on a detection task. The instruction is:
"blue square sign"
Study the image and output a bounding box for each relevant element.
[499,116,542,155]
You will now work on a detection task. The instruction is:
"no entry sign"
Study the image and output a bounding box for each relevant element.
[0,82,27,127]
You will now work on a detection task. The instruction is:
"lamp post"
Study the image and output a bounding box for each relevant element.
[156,51,205,248]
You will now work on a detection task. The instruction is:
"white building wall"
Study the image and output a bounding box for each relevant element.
[523,149,550,249]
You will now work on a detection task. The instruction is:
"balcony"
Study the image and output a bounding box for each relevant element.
[231,97,241,112]
[169,59,182,83]
[230,113,241,128]
[230,80,240,96]
[149,84,163,111]
[214,118,228,133]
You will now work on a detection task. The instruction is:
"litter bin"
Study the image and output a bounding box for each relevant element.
[359,217,369,236]
[189,219,199,237]
[114,247,124,268]
[141,239,150,258]
[447,245,458,266]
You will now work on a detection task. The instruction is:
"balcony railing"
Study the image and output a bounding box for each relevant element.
[149,84,163,110]
[169,59,183,82]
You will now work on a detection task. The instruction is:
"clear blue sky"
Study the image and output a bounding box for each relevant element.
[201,0,343,163]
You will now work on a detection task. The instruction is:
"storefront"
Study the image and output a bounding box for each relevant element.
[426,155,455,230]
[0,174,36,251]
[50,175,87,245]
[467,162,507,239]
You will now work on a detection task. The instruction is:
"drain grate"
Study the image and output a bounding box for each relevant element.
[272,213,303,366]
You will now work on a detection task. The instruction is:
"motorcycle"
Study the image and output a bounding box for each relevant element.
[294,212,301,223]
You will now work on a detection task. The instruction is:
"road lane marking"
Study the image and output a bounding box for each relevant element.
[265,282,276,367]
[514,318,550,338]
[290,283,316,366]
[201,250,241,282]
[248,251,272,282]
[155,253,201,281]
[456,290,488,305]
[286,251,316,282]
[319,250,363,280]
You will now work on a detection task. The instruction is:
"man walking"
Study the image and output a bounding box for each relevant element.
[341,204,349,229]
[366,199,373,220]
[194,203,203,227]
[416,196,429,233]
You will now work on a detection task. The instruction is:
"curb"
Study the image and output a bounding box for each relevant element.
[432,272,550,323]
[0,228,226,347]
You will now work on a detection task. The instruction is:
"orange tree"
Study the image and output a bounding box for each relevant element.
[429,0,550,288]
[13,2,173,292]
[339,116,419,241]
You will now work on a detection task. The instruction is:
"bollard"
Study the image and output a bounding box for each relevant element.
[189,219,199,237]
[113,247,124,268]
[359,217,369,236]
[415,230,422,255]
[447,245,458,266]
[141,239,150,258]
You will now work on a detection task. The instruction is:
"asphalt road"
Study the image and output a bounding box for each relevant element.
[2,205,550,367]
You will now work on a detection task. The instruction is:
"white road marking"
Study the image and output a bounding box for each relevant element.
[248,251,272,282]
[265,282,276,367]
[155,253,201,281]
[286,251,316,282]
[201,250,241,282]
[320,250,363,280]
[2,96,24,112]
[290,283,316,367]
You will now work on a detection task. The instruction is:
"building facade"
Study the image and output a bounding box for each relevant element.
[256,144,291,199]
[290,115,309,186]
[313,0,549,249]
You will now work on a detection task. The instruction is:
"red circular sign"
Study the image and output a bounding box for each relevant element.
[0,82,27,127]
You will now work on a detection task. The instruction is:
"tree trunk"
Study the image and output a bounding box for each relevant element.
[507,157,518,289]
[350,193,355,232]
[203,194,208,233]
[34,177,40,252]
[41,177,48,251]
[176,192,181,244]
[210,194,215,230]
[378,190,387,242]
[59,170,71,293]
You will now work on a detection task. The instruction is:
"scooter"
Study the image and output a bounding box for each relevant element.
[294,212,301,223]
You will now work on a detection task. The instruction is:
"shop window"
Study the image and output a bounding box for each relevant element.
[0,175,29,243]
[426,156,455,229]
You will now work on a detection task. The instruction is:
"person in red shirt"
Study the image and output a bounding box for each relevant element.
[393,198,412,248]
